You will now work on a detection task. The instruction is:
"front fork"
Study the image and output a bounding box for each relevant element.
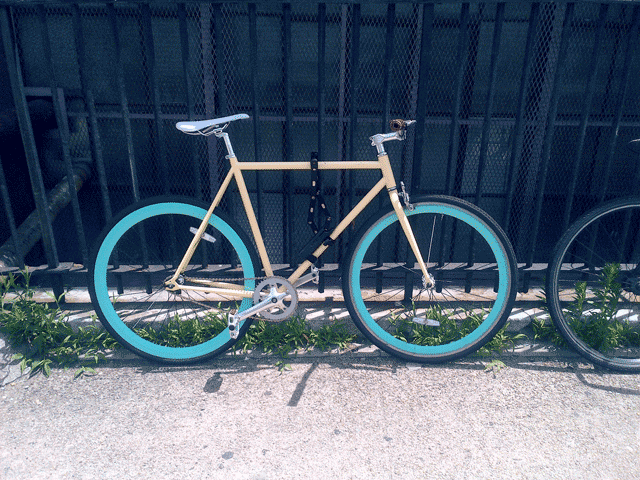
[389,182,434,289]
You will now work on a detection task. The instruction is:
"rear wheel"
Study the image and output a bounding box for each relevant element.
[343,195,517,363]
[89,196,259,363]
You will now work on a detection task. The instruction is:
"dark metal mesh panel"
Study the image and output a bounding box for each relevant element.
[2,1,640,277]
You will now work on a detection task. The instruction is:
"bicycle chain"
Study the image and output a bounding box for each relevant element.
[177,275,291,323]
[181,275,267,285]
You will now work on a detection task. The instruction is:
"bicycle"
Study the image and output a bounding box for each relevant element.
[545,139,640,373]
[88,113,518,364]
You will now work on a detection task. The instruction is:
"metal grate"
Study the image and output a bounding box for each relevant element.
[1,1,639,294]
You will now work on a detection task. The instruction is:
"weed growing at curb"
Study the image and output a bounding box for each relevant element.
[0,270,357,377]
[536,264,640,353]
[1,270,118,378]
[2,269,527,378]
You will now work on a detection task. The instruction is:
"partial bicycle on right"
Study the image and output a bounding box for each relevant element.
[545,139,640,373]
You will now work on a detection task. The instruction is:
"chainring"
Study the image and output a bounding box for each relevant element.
[252,277,298,321]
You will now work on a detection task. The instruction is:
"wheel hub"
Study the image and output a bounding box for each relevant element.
[621,274,640,296]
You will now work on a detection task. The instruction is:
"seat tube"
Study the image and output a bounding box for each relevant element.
[230,157,274,277]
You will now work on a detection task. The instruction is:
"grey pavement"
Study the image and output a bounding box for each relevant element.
[1,292,640,479]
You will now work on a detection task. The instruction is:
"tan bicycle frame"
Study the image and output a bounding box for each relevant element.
[166,151,430,299]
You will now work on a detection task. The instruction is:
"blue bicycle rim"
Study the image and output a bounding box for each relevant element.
[350,203,510,357]
[93,202,255,360]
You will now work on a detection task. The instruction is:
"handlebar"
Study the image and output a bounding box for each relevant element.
[370,119,416,155]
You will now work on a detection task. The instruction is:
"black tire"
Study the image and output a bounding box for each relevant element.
[343,195,518,363]
[546,197,640,372]
[89,196,260,363]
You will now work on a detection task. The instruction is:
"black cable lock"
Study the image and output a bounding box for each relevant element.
[298,152,333,264]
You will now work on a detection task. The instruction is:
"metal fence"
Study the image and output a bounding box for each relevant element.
[1,0,639,293]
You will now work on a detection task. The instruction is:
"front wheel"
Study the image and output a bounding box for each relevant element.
[343,195,517,363]
[546,197,640,372]
[89,196,259,363]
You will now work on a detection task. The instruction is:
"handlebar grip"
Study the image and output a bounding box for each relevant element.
[390,119,406,132]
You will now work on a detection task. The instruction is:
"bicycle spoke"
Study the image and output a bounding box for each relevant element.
[344,196,516,362]
[546,200,640,372]
[90,198,258,362]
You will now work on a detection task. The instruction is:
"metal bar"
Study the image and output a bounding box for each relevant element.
[283,2,293,265]
[3,0,636,6]
[211,4,229,208]
[39,5,89,267]
[317,3,326,164]
[199,4,217,198]
[596,4,640,204]
[347,3,361,214]
[526,2,575,267]
[108,2,147,294]
[108,2,140,203]
[0,154,24,269]
[249,4,263,230]
[474,2,504,207]
[334,5,348,261]
[141,3,179,274]
[452,5,482,199]
[561,2,608,230]
[179,3,209,267]
[141,3,170,195]
[445,2,470,196]
[376,2,396,281]
[462,2,504,291]
[382,4,395,130]
[410,3,434,193]
[213,4,228,117]
[179,3,203,200]
[503,1,539,231]
[72,4,112,224]
[317,2,327,276]
[1,6,59,269]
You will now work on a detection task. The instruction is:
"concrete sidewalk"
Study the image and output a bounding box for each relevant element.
[1,345,639,479]
[2,288,640,479]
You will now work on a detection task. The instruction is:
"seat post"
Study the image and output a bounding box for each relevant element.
[216,131,237,159]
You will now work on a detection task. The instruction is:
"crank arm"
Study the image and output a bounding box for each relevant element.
[227,288,287,338]
[293,266,319,288]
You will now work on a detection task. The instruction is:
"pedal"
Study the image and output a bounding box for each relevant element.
[190,227,216,244]
[411,317,440,327]
[228,313,240,339]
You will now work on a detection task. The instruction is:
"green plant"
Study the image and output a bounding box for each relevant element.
[235,316,357,361]
[2,269,548,377]
[1,271,359,376]
[541,263,640,353]
[1,270,119,378]
[275,360,293,373]
[134,311,228,347]
[531,316,567,346]
[484,358,506,374]
[388,306,526,357]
